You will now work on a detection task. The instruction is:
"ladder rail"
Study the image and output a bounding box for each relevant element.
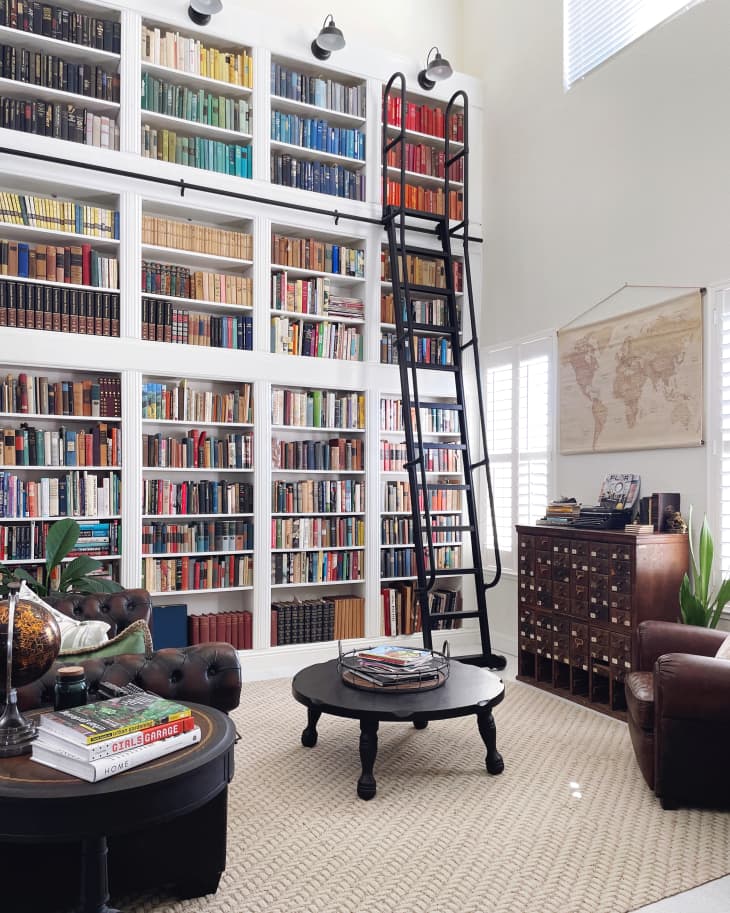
[444,90,502,592]
[382,71,439,600]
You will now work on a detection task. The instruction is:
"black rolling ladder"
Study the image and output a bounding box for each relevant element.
[381,73,505,669]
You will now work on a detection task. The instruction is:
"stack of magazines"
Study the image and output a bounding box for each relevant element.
[541,497,581,525]
[343,644,447,688]
[31,691,200,782]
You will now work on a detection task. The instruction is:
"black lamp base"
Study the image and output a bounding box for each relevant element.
[188,6,211,26]
[311,40,331,61]
[417,70,435,91]
[0,689,37,757]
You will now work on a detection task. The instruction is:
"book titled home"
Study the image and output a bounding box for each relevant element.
[32,725,201,782]
[38,692,192,745]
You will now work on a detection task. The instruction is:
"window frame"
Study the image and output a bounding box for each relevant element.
[483,332,557,575]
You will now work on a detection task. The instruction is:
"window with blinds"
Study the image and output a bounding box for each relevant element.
[485,336,554,571]
[564,0,705,90]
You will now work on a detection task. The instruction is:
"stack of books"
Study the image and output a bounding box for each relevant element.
[31,691,200,782]
[541,498,581,525]
[345,644,444,688]
[623,522,655,535]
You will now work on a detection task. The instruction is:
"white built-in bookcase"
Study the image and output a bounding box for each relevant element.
[0,0,485,677]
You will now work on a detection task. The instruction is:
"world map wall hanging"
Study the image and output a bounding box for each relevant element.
[558,291,703,454]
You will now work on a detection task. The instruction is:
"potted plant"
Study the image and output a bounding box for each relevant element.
[0,518,122,597]
[679,507,730,628]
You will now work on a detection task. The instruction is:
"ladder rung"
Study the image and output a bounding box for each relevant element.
[417,401,463,411]
[393,282,452,297]
[398,207,448,222]
[407,321,459,334]
[417,482,470,491]
[470,458,487,469]
[384,136,402,153]
[432,567,477,576]
[460,339,475,351]
[448,222,466,236]
[395,244,448,259]
[419,441,465,450]
[446,150,465,167]
[428,610,479,621]
[418,524,474,533]
[406,363,458,373]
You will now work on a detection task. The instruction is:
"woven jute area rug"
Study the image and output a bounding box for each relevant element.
[125,677,730,913]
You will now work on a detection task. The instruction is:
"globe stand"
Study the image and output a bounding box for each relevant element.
[0,586,38,757]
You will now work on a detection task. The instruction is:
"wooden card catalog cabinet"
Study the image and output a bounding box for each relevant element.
[516,525,688,718]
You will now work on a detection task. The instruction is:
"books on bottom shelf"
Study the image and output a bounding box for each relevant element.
[31,691,200,782]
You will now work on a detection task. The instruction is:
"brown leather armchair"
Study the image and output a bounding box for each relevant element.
[626,620,730,809]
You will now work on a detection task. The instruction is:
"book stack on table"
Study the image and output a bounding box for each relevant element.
[31,691,200,782]
[344,645,445,688]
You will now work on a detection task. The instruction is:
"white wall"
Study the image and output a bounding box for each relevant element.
[114,0,464,74]
[462,0,729,644]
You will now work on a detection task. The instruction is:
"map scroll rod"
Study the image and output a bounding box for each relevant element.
[559,282,706,333]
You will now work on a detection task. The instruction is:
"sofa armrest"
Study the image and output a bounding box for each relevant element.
[635,620,725,671]
[655,653,730,723]
[18,643,242,714]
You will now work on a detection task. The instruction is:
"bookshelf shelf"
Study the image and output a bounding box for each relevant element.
[384,124,464,149]
[0,274,117,293]
[150,585,253,596]
[271,424,365,434]
[0,464,120,471]
[140,60,252,96]
[386,165,464,190]
[0,412,121,423]
[0,514,120,522]
[144,549,253,559]
[270,263,364,285]
[271,511,365,517]
[271,579,364,589]
[271,94,365,127]
[0,77,120,114]
[0,222,119,250]
[143,512,253,520]
[0,25,121,65]
[143,466,253,473]
[271,545,364,553]
[269,308,364,327]
[270,139,365,169]
[142,418,253,429]
[141,244,252,271]
[272,469,365,475]
[140,109,252,145]
[141,292,252,314]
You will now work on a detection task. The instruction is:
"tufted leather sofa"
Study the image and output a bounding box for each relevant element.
[16,588,243,713]
[626,620,730,809]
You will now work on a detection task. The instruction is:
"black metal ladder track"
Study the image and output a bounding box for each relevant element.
[381,73,505,670]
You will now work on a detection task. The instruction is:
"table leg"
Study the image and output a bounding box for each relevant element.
[413,720,428,730]
[79,835,121,913]
[357,719,379,800]
[301,707,321,747]
[477,709,504,775]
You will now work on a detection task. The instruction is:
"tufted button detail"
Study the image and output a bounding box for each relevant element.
[72,607,83,617]
[208,665,218,676]
[169,670,182,684]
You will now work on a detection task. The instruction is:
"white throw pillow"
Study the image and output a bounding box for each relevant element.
[715,633,730,661]
[18,581,110,651]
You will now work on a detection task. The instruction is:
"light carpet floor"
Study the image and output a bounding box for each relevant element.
[123,677,730,913]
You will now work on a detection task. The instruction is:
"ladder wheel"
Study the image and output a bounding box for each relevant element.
[488,654,507,671]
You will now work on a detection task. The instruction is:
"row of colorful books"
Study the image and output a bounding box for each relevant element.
[31,689,200,782]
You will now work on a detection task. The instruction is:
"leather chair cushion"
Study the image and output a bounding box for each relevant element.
[45,589,152,637]
[716,633,730,660]
[626,671,654,731]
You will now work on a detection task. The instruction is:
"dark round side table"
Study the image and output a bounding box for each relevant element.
[0,703,235,913]
[292,658,505,799]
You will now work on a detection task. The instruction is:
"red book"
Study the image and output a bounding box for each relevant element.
[224,612,233,647]
[81,244,92,286]
[243,610,252,650]
[237,612,244,650]
[193,561,201,590]
[270,608,278,647]
[199,612,210,643]
[214,612,225,641]
[18,373,28,412]
[189,615,200,645]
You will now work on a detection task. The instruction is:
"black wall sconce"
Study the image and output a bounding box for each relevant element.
[311,14,346,60]
[188,0,223,27]
[417,46,454,90]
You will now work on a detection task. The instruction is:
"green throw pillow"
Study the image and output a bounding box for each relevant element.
[58,619,153,663]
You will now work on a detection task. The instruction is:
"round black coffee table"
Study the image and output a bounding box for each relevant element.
[0,703,235,913]
[292,658,505,799]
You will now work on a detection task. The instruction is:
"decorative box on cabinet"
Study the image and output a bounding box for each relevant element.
[515,524,688,719]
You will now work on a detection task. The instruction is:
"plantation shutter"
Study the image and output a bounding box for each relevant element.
[485,336,554,571]
[720,299,730,576]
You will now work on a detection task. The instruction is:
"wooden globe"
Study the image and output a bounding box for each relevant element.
[0,597,62,689]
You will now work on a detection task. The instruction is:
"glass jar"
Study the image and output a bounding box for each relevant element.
[53,665,88,712]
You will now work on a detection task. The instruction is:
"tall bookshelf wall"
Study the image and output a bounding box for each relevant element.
[0,0,484,671]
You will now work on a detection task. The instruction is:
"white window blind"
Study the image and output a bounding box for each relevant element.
[564,0,704,90]
[485,336,554,571]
